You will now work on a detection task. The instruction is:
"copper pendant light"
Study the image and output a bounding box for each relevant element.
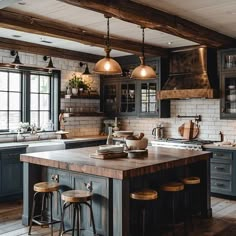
[94,16,122,75]
[131,28,156,80]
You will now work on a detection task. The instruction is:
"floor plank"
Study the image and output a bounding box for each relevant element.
[0,197,235,235]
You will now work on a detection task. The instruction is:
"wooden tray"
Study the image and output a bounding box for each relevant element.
[178,120,199,140]
[90,152,128,159]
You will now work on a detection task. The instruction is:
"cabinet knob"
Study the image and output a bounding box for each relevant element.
[84,181,93,192]
[214,153,224,157]
[214,167,225,171]
[215,183,224,187]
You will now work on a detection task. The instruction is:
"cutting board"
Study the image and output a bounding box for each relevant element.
[178,120,199,140]
[90,152,128,159]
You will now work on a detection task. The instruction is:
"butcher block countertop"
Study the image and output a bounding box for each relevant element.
[20,146,211,180]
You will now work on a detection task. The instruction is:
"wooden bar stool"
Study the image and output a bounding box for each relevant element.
[59,190,97,236]
[182,176,201,230]
[28,182,61,235]
[130,189,158,236]
[160,182,186,236]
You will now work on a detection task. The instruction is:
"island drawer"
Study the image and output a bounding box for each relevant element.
[211,178,232,193]
[210,162,232,175]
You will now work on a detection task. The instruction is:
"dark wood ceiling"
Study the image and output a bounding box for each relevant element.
[1,0,236,62]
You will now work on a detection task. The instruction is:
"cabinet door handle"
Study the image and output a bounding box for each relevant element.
[214,167,225,171]
[215,183,225,187]
[8,153,19,157]
[214,153,224,157]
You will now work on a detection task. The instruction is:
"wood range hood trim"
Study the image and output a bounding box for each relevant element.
[157,88,218,100]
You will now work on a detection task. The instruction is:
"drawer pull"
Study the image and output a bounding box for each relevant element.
[215,183,225,187]
[8,153,19,157]
[214,167,225,171]
[213,153,224,157]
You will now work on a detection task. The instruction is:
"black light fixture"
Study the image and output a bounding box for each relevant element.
[93,16,122,75]
[79,62,91,75]
[131,27,156,79]
[43,56,55,73]
[10,50,22,69]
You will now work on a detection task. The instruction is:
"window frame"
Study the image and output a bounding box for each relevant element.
[0,66,60,133]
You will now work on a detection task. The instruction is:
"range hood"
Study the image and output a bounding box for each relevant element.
[158,47,219,100]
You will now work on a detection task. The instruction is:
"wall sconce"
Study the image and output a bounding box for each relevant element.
[43,56,55,73]
[10,50,22,69]
[79,62,91,75]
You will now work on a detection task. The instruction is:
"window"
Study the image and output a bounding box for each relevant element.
[30,74,51,128]
[0,68,60,132]
[0,71,22,131]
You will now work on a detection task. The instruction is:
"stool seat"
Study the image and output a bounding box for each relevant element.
[62,190,92,203]
[182,176,200,185]
[33,182,59,193]
[161,182,184,192]
[130,189,158,201]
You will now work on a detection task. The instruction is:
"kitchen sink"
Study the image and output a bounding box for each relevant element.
[20,140,65,153]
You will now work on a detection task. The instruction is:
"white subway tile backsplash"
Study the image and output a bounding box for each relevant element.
[121,99,236,142]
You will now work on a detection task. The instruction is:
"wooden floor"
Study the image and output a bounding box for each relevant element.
[0,197,235,235]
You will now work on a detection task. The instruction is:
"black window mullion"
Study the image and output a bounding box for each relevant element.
[25,71,31,123]
[38,75,41,127]
[7,72,10,130]
[50,74,53,121]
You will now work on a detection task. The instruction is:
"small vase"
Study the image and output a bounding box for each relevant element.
[66,87,72,95]
[72,88,78,95]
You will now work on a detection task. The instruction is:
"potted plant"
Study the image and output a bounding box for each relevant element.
[68,73,91,96]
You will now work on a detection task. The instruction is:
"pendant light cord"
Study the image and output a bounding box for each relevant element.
[106,17,110,50]
[142,27,145,58]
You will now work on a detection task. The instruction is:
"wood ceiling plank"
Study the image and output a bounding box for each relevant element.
[0,9,167,57]
[0,37,102,62]
[59,0,236,48]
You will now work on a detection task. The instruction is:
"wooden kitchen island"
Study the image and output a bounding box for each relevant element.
[20,146,212,236]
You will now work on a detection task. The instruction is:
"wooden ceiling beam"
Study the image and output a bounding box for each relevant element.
[59,0,236,48]
[0,9,167,57]
[0,37,102,63]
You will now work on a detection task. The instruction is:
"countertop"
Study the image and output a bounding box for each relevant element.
[0,142,29,150]
[20,146,211,180]
[0,135,106,150]
[203,144,236,151]
[62,135,107,143]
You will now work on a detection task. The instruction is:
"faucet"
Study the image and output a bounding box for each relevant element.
[16,131,26,142]
[219,131,224,142]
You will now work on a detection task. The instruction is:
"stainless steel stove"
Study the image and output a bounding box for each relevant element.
[151,138,214,151]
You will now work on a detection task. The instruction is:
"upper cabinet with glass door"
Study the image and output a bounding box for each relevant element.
[220,49,236,119]
[137,57,170,118]
[221,50,236,72]
[120,82,136,115]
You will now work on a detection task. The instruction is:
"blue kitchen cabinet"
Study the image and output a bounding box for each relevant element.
[0,147,26,200]
[72,173,109,236]
[205,147,236,197]
[43,167,110,236]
